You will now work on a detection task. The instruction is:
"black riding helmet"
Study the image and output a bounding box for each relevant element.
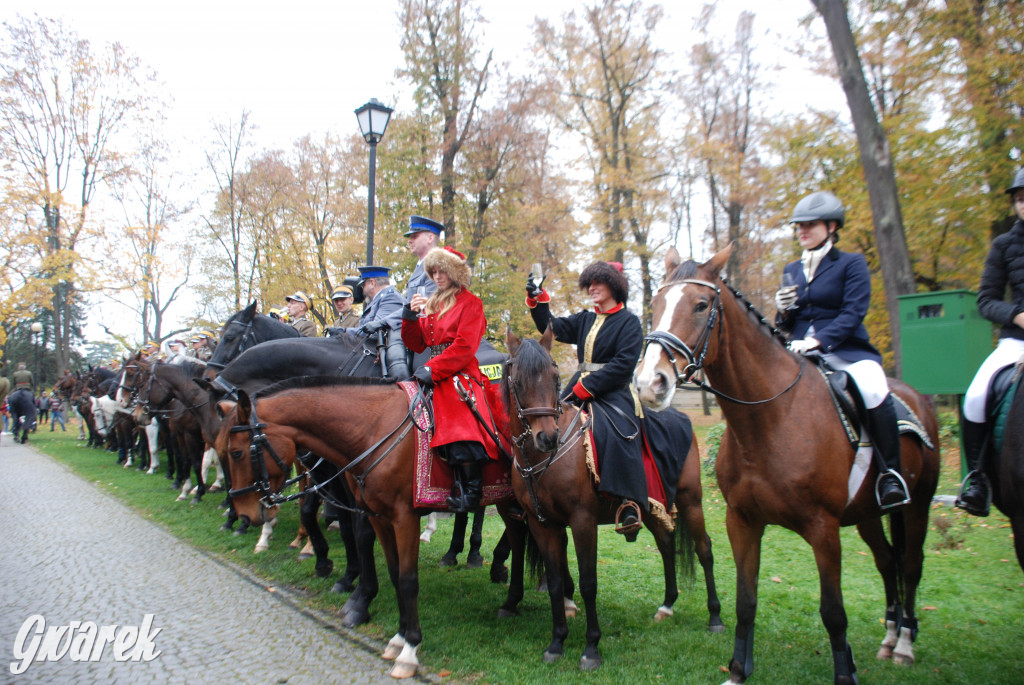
[1006,168,1024,196]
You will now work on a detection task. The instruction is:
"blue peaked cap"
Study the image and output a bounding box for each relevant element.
[357,265,392,280]
[404,215,444,237]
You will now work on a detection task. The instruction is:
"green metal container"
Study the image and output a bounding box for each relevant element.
[898,289,993,395]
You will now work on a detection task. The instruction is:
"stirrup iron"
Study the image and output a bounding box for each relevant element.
[875,469,910,510]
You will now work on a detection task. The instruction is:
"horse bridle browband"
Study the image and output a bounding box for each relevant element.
[643,278,805,406]
[205,319,254,371]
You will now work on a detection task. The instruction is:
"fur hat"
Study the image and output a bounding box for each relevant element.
[578,261,629,304]
[423,246,471,290]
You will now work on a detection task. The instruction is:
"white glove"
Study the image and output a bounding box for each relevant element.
[775,287,798,312]
[788,338,821,355]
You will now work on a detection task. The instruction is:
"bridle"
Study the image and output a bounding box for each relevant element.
[505,354,563,449]
[205,319,253,371]
[642,278,805,406]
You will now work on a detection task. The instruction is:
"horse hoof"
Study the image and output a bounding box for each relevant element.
[708,621,726,634]
[389,663,417,679]
[579,654,602,671]
[876,645,893,661]
[342,610,369,628]
[467,552,484,569]
[438,553,458,567]
[297,552,313,562]
[314,561,334,579]
[892,651,914,666]
[331,580,354,594]
[497,607,518,618]
[654,606,673,622]
[490,564,509,584]
[220,522,234,532]
[542,650,562,664]
[253,544,269,554]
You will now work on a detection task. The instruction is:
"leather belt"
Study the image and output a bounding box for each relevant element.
[578,362,605,372]
[430,343,452,358]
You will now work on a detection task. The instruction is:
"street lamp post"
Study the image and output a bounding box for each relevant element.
[30,322,42,395]
[354,98,393,265]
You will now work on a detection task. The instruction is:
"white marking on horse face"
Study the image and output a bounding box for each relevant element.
[116,369,130,407]
[635,284,689,385]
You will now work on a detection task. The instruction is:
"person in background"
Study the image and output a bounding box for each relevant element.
[358,265,410,378]
[956,168,1024,517]
[774,190,909,510]
[50,391,66,432]
[329,285,361,329]
[285,291,317,337]
[404,215,443,302]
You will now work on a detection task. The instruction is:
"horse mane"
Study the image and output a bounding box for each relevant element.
[254,374,397,399]
[502,338,550,407]
[666,259,790,349]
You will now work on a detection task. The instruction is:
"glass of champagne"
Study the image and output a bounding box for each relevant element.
[780,272,799,310]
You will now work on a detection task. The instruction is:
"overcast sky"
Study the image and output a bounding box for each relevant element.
[1,0,844,343]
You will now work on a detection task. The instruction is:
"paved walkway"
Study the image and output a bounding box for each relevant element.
[0,437,429,684]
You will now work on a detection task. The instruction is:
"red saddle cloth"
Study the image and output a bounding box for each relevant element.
[400,380,513,509]
[589,421,670,513]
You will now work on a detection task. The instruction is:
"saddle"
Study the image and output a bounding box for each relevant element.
[815,359,934,450]
[985,363,1023,457]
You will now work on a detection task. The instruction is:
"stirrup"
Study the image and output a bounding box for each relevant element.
[955,470,991,516]
[875,470,910,510]
[614,501,643,537]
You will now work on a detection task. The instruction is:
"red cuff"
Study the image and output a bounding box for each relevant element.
[572,380,593,400]
[525,289,551,308]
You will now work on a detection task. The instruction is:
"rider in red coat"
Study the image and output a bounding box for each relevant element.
[402,246,498,512]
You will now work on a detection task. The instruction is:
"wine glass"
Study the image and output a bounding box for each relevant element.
[415,286,427,315]
[780,272,799,310]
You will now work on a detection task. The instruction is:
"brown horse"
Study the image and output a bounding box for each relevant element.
[214,375,527,679]
[504,328,723,671]
[633,246,940,685]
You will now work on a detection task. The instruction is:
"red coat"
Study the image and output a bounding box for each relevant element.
[402,289,498,459]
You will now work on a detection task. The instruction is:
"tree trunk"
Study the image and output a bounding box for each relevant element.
[813,0,916,377]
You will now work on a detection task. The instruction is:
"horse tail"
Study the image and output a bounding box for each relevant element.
[676,518,696,584]
[889,509,906,609]
[525,526,545,585]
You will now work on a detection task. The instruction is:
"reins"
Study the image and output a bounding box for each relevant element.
[643,278,805,406]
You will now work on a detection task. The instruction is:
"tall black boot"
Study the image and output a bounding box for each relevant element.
[447,462,482,513]
[869,395,910,510]
[956,419,991,517]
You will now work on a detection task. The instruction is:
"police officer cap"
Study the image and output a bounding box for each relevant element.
[331,285,354,300]
[404,215,444,238]
[789,191,845,228]
[1007,168,1024,196]
[284,291,311,307]
[357,265,392,280]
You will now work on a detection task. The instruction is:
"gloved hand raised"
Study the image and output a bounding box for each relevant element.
[775,287,798,312]
[413,366,433,387]
[526,273,546,298]
[788,338,821,355]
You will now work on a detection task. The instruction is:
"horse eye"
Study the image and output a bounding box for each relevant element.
[695,301,709,313]
[229,450,243,461]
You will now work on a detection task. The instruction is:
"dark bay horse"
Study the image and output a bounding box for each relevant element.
[204,300,299,372]
[215,376,527,679]
[633,246,940,685]
[7,388,38,443]
[504,328,723,671]
[986,386,1024,573]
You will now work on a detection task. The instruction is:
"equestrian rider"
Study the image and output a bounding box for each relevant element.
[190,331,216,362]
[775,191,910,510]
[358,265,411,379]
[285,291,317,337]
[404,215,443,302]
[526,261,649,540]
[403,246,499,512]
[957,168,1024,517]
[328,285,361,330]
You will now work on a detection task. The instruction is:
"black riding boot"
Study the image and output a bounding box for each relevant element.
[869,395,910,510]
[956,418,991,517]
[447,462,483,513]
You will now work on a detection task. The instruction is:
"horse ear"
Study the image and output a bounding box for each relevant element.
[216,399,237,421]
[245,301,258,318]
[505,326,521,357]
[702,242,734,279]
[665,246,681,279]
[540,325,554,351]
[237,390,252,420]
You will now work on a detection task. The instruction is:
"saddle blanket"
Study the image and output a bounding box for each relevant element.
[399,380,514,509]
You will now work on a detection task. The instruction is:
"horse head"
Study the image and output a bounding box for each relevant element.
[505,327,561,453]
[204,301,299,378]
[634,245,731,411]
[215,390,285,527]
[117,352,148,408]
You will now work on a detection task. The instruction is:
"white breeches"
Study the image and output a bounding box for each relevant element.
[821,354,889,409]
[963,337,1024,423]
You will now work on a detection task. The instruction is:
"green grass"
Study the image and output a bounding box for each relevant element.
[30,420,1024,684]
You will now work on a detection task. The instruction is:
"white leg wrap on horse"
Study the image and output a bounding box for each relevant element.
[563,597,578,619]
[877,618,898,660]
[655,605,674,622]
[177,478,192,501]
[892,626,915,665]
[390,642,419,678]
[420,512,438,543]
[254,519,276,553]
[382,633,406,661]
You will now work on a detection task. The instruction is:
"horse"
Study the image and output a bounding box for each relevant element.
[985,381,1024,573]
[204,300,299,372]
[7,388,38,444]
[633,246,941,685]
[503,327,723,671]
[215,375,529,679]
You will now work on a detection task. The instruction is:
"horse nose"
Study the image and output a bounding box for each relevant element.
[535,428,559,453]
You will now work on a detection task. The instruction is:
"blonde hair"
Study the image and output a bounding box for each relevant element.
[424,278,460,317]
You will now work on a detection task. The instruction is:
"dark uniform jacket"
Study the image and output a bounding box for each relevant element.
[291,316,316,337]
[404,263,437,303]
[978,218,1024,342]
[12,369,33,390]
[529,300,648,509]
[776,247,882,364]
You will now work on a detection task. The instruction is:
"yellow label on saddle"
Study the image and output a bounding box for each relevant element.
[479,364,503,381]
